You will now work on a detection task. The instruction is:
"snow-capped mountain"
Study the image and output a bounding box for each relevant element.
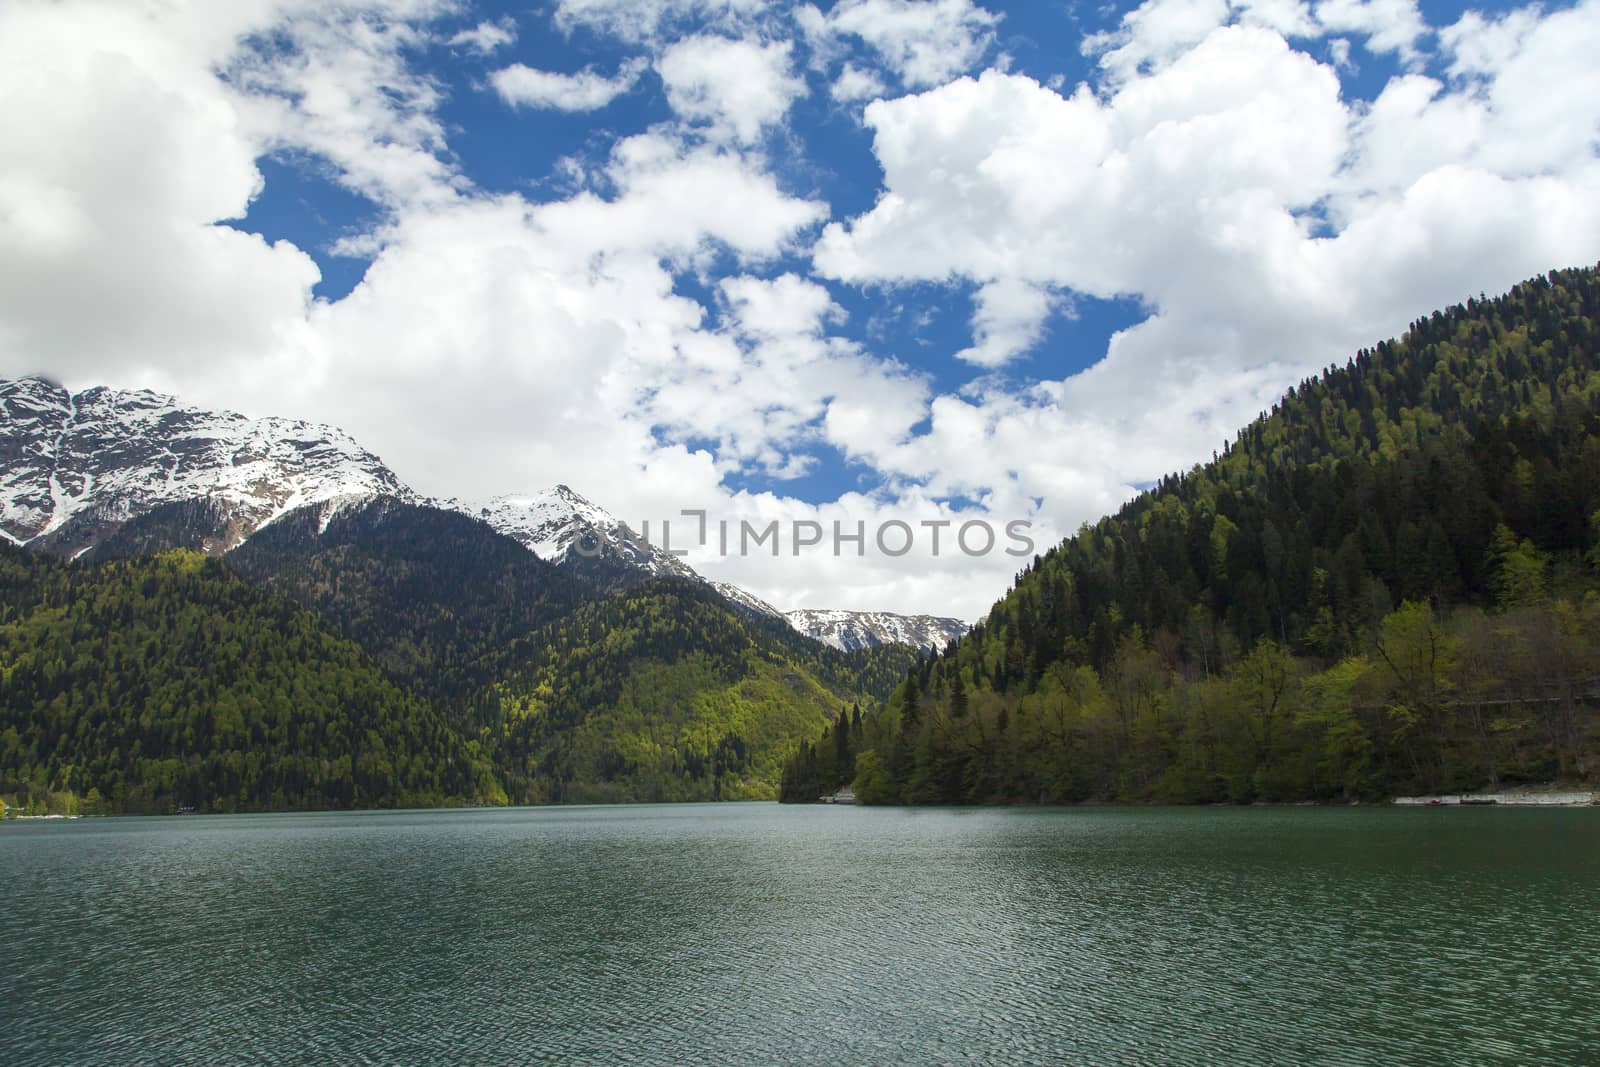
[462,493,967,649]
[785,609,968,654]
[709,580,787,620]
[444,486,697,580]
[0,375,970,650]
[445,489,973,650]
[0,376,409,556]
[710,580,966,652]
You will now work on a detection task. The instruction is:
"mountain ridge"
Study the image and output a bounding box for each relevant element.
[782,263,1600,806]
[784,608,967,654]
[0,376,410,557]
[0,378,953,649]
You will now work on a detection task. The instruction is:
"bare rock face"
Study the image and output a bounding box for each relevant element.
[0,376,410,556]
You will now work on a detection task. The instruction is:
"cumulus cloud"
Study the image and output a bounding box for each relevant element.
[957,279,1057,368]
[1087,0,1423,80]
[448,18,517,54]
[1314,0,1427,61]
[814,2,1600,539]
[226,4,464,210]
[831,61,889,102]
[1234,0,1317,38]
[0,0,323,385]
[801,0,999,88]
[1084,0,1233,80]
[655,35,806,142]
[4,0,1600,620]
[492,58,647,111]
[552,0,771,44]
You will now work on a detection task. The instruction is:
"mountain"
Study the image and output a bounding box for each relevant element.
[708,579,787,619]
[225,496,585,702]
[453,486,692,574]
[483,578,920,803]
[0,377,408,558]
[460,491,969,650]
[0,545,503,814]
[0,381,964,650]
[439,485,700,593]
[0,375,969,815]
[785,608,967,654]
[0,505,918,813]
[784,264,1600,806]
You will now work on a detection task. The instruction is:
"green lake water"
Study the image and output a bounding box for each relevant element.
[3,804,1597,1065]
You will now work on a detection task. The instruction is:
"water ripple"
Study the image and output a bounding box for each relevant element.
[3,805,1598,1065]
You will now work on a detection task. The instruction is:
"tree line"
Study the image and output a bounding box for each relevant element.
[783,265,1600,804]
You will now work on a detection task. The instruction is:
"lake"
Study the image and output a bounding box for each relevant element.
[3,804,1598,1065]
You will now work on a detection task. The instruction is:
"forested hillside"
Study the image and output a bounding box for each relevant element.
[1,506,914,813]
[0,547,503,814]
[784,265,1600,805]
[482,579,915,802]
[228,500,915,803]
[226,498,586,702]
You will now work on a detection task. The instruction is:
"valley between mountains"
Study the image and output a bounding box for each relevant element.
[6,266,1600,813]
[0,377,955,811]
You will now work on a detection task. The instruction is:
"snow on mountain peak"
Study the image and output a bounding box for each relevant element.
[709,581,786,620]
[1,376,973,650]
[441,486,696,577]
[0,375,410,553]
[784,608,968,654]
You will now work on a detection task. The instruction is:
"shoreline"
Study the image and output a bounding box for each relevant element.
[9,789,1600,820]
[1392,790,1597,807]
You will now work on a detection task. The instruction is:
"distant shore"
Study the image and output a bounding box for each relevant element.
[8,789,1600,819]
[1392,790,1597,807]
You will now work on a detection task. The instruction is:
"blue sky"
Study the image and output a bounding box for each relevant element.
[237,0,1531,508]
[2,0,1597,615]
[235,0,1160,503]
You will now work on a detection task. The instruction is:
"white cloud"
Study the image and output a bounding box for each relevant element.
[1440,0,1600,177]
[539,132,826,262]
[1328,35,1352,68]
[831,61,889,102]
[957,279,1056,367]
[1084,0,1232,80]
[1088,0,1420,80]
[0,0,322,385]
[1439,6,1542,78]
[491,58,646,111]
[1313,0,1426,61]
[448,18,517,54]
[802,0,999,88]
[552,0,770,44]
[226,4,464,209]
[815,5,1600,536]
[817,31,1350,302]
[5,0,1600,622]
[1235,0,1317,38]
[655,35,806,143]
[721,273,842,339]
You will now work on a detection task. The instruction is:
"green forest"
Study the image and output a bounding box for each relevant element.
[8,266,1600,816]
[482,580,914,803]
[1,517,913,814]
[0,548,503,815]
[783,265,1600,805]
[230,501,917,804]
